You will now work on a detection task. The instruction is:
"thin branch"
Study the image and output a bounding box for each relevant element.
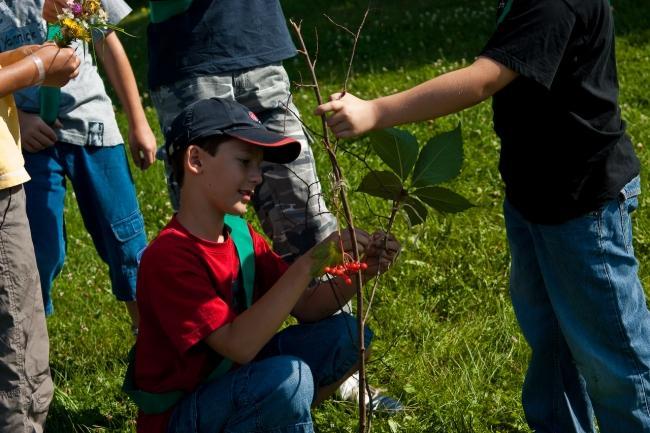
[324,14,356,37]
[290,18,369,432]
[344,6,370,93]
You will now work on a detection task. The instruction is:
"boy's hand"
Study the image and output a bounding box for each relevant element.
[42,0,69,22]
[332,227,371,258]
[33,44,80,87]
[314,92,380,139]
[310,228,371,277]
[362,231,401,277]
[18,110,60,153]
[128,125,157,170]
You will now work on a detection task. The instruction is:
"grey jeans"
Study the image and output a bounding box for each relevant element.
[0,185,52,433]
[151,63,337,262]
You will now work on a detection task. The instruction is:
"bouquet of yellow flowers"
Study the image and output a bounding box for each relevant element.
[51,0,122,47]
[41,0,128,124]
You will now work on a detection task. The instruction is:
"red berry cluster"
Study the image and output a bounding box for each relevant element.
[324,261,368,285]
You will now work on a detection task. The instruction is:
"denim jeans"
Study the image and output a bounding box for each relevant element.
[167,313,372,433]
[505,176,650,433]
[151,63,337,262]
[23,143,147,315]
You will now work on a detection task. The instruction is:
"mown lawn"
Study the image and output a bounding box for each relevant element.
[43,1,650,432]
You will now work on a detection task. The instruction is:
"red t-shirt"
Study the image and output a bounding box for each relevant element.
[134,216,288,433]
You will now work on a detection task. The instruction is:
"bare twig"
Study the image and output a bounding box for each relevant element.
[290,18,369,433]
[344,7,370,93]
[324,14,356,37]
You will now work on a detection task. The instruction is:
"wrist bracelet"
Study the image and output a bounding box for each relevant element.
[30,54,45,85]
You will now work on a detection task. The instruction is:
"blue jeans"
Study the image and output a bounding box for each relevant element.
[23,143,147,315]
[505,176,650,433]
[167,313,373,433]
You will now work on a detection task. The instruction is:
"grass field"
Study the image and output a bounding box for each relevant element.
[42,1,650,432]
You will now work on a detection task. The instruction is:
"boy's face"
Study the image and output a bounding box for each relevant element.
[192,138,264,216]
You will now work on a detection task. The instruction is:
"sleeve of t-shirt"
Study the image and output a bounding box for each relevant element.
[92,0,132,39]
[139,241,237,355]
[480,0,577,89]
[250,226,290,299]
[102,0,132,25]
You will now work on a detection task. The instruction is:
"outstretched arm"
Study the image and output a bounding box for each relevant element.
[95,32,156,170]
[204,229,372,365]
[315,56,518,138]
[0,44,79,98]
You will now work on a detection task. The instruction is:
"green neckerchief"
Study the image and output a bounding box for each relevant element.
[122,215,255,414]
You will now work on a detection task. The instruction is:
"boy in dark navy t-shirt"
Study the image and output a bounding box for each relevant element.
[317,1,650,431]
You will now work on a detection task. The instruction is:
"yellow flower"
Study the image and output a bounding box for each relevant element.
[62,17,90,42]
[82,0,102,16]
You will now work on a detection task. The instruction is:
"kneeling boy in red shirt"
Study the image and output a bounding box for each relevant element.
[129,98,399,433]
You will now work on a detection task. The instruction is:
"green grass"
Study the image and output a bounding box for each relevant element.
[43,1,650,432]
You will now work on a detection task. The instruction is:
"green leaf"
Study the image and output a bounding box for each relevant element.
[368,128,419,181]
[309,239,342,277]
[413,186,474,213]
[388,419,401,433]
[402,196,428,226]
[411,125,463,188]
[357,170,404,201]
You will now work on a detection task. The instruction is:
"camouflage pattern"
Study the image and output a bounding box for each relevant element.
[151,63,337,261]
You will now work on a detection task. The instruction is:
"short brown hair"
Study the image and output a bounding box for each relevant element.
[170,135,230,188]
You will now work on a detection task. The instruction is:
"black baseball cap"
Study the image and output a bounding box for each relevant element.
[164,98,301,164]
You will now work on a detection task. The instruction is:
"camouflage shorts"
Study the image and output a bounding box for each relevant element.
[151,63,337,261]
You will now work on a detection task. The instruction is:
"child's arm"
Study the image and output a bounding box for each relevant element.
[291,231,401,323]
[0,44,79,98]
[94,32,157,170]
[315,56,518,138]
[0,44,41,68]
[204,229,372,365]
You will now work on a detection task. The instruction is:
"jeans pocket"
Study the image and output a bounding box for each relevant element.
[111,211,145,243]
[617,177,641,253]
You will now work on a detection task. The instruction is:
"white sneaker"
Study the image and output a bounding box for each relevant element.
[338,373,404,413]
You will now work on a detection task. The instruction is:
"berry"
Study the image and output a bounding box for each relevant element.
[323,260,368,278]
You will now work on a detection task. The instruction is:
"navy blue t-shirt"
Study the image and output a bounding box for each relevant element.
[480,0,639,224]
[147,0,297,89]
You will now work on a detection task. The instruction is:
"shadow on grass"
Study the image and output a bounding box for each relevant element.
[46,404,133,433]
[121,0,650,97]
[614,0,650,37]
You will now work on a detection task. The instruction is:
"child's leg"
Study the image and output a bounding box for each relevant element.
[23,147,68,316]
[507,175,650,433]
[168,355,314,433]
[124,301,139,331]
[504,199,594,433]
[63,143,146,328]
[235,63,337,261]
[0,185,53,432]
[256,312,373,405]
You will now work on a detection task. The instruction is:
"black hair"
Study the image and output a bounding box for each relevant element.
[170,135,230,188]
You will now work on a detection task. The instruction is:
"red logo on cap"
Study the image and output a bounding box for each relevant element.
[248,111,261,124]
